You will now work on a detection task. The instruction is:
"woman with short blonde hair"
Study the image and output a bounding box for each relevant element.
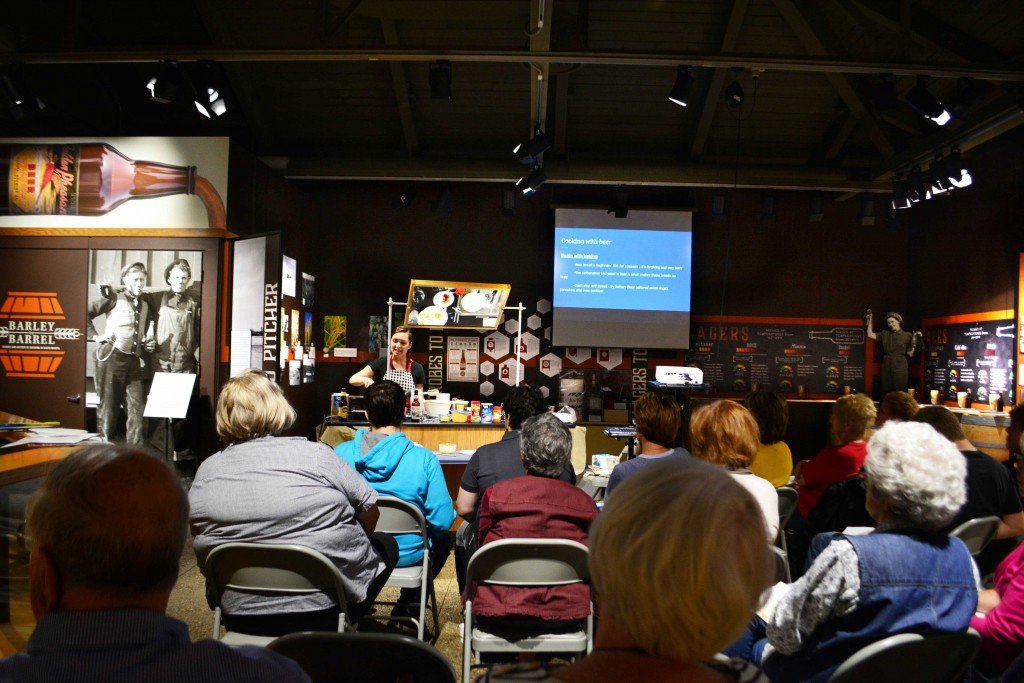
[215,369,296,444]
[191,369,399,635]
[689,401,779,540]
[547,461,773,682]
[794,393,876,519]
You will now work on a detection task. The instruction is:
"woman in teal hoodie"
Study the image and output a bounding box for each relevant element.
[335,381,455,616]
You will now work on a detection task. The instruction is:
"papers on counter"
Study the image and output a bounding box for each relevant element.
[1,432,100,450]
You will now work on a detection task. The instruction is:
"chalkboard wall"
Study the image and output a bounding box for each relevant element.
[923,317,1016,404]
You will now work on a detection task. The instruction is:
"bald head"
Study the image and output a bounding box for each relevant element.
[27,444,188,600]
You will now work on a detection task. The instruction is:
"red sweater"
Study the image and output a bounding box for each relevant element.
[796,441,868,518]
[471,475,598,619]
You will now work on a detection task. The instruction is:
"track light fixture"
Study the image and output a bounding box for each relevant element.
[890,149,973,211]
[391,182,417,208]
[905,76,951,126]
[668,66,694,107]
[891,176,911,211]
[429,60,452,100]
[1,66,44,121]
[513,128,551,165]
[724,80,744,108]
[608,186,629,218]
[146,61,184,104]
[193,61,227,118]
[516,167,546,196]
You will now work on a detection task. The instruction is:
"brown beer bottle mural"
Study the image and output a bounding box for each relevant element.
[0,143,226,228]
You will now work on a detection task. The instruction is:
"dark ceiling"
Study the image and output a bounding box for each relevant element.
[2,0,1022,195]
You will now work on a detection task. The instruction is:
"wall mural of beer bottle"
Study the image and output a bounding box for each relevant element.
[0,143,226,228]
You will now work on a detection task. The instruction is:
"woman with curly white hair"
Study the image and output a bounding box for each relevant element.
[727,420,979,683]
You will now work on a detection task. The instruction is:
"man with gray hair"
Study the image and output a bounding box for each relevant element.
[0,444,309,683]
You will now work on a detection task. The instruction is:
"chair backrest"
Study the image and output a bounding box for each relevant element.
[950,516,1000,556]
[206,542,349,622]
[827,630,980,683]
[772,545,790,583]
[465,538,590,588]
[269,631,456,683]
[777,486,799,528]
[375,495,429,542]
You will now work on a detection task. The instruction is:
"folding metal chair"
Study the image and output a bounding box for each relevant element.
[462,538,593,683]
[827,630,980,683]
[269,631,456,683]
[373,495,438,641]
[950,516,1000,556]
[205,542,350,647]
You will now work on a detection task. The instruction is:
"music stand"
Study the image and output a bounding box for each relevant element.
[144,372,197,463]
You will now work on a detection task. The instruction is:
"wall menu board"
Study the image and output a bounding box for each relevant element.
[922,315,1015,404]
[683,317,866,394]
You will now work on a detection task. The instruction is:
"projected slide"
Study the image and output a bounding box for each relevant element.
[554,227,691,311]
[552,208,693,350]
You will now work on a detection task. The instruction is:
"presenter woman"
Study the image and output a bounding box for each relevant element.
[350,326,425,395]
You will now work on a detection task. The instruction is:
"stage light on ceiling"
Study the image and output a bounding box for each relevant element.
[429,60,452,100]
[193,61,227,118]
[391,182,417,208]
[668,66,694,107]
[890,177,911,211]
[905,76,951,126]
[869,74,898,111]
[1,67,44,121]
[906,167,926,203]
[928,155,952,195]
[608,186,629,218]
[945,148,973,188]
[513,129,551,165]
[516,167,546,196]
[724,80,744,108]
[146,61,183,104]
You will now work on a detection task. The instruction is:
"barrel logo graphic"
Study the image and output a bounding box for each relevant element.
[0,292,81,378]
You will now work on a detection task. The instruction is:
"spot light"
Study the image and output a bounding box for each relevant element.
[945,148,973,188]
[146,61,184,104]
[724,80,744,108]
[516,167,546,196]
[193,61,227,118]
[513,128,551,165]
[905,76,951,126]
[608,186,628,218]
[429,61,452,100]
[890,176,911,211]
[668,66,693,107]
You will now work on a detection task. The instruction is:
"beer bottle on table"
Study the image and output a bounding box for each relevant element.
[0,143,196,216]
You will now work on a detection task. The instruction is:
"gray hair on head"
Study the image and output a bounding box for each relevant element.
[520,412,572,478]
[864,421,967,530]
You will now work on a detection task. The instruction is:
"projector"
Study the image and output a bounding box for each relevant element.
[655,366,704,386]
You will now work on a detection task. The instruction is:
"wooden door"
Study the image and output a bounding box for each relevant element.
[0,246,88,428]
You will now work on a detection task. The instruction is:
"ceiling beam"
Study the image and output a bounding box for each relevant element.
[825,109,858,160]
[851,0,1006,65]
[690,0,749,160]
[283,157,891,193]
[381,18,419,155]
[323,0,365,43]
[11,47,1024,81]
[771,0,893,158]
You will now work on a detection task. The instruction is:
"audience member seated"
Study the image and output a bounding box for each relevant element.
[1005,404,1024,503]
[913,406,1024,576]
[189,369,398,636]
[471,412,599,636]
[334,379,455,618]
[489,460,773,682]
[877,390,920,425]
[454,385,574,588]
[792,394,876,522]
[973,539,1024,676]
[689,400,779,540]
[744,389,793,487]
[726,421,978,683]
[0,443,309,683]
[604,391,691,498]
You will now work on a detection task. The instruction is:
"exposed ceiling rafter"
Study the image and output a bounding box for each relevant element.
[690,0,749,160]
